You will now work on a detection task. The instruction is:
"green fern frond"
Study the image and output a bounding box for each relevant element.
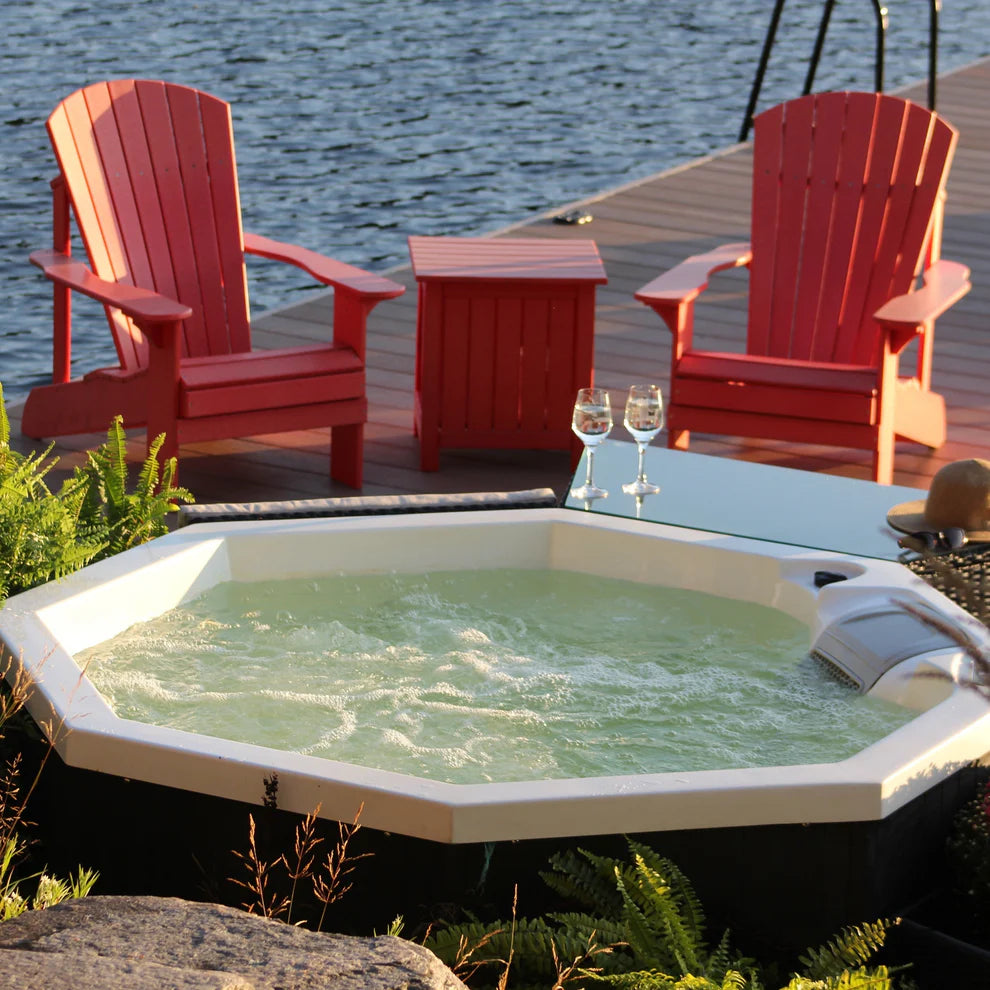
[833,966,892,989]
[542,914,633,974]
[595,971,755,990]
[705,928,747,984]
[69,419,192,558]
[543,847,626,916]
[1,445,57,499]
[0,386,193,606]
[682,976,744,990]
[781,966,892,990]
[626,855,708,976]
[426,917,565,982]
[797,920,897,981]
[99,415,129,508]
[424,919,501,960]
[511,919,590,979]
[620,843,706,942]
[615,863,680,974]
[426,911,641,986]
[546,911,629,948]
[0,491,104,599]
[138,431,165,493]
[594,969,680,990]
[633,844,707,941]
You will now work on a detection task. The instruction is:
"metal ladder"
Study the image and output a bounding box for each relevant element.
[739,0,942,142]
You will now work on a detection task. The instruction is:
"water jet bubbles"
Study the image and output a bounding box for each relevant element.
[455,626,491,646]
[198,618,230,632]
[78,569,916,783]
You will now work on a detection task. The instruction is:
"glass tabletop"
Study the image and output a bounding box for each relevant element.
[563,442,925,560]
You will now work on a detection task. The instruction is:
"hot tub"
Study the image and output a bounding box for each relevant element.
[1,508,988,844]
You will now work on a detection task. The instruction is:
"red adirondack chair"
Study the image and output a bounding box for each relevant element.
[634,91,971,485]
[23,79,405,488]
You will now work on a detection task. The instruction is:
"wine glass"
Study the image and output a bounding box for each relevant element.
[621,384,664,496]
[570,387,612,500]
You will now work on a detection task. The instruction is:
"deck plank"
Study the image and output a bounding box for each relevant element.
[9,60,990,506]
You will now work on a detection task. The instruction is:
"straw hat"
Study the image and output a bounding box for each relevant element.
[887,458,990,543]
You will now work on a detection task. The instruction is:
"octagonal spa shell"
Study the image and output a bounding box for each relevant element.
[1,508,989,844]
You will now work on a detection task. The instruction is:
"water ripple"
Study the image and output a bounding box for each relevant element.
[1,1,987,398]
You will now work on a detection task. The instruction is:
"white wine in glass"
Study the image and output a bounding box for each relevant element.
[570,387,612,500]
[621,384,663,495]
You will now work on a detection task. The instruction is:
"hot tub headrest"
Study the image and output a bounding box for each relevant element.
[176,489,560,527]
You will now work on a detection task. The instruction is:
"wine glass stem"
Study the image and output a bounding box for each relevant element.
[585,446,596,488]
[636,442,647,483]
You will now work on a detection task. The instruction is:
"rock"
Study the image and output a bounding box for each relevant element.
[0,896,466,990]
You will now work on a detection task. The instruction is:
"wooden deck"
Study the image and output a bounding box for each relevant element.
[9,59,990,505]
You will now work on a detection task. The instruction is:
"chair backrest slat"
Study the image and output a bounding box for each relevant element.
[50,85,146,370]
[747,91,957,368]
[807,94,884,364]
[757,93,814,356]
[47,80,253,371]
[198,87,252,349]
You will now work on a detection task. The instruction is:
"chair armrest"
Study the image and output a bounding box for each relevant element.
[874,259,972,352]
[634,242,751,356]
[634,242,752,306]
[243,233,405,301]
[29,250,192,325]
[874,259,971,328]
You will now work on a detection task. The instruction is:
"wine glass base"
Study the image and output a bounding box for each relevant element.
[570,484,609,501]
[622,479,660,496]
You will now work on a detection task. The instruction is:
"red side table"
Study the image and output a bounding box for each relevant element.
[408,236,607,470]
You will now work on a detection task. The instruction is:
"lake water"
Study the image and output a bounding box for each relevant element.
[2,1,988,401]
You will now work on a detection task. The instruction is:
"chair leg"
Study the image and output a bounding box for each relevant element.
[872,428,895,486]
[331,422,363,489]
[418,429,440,471]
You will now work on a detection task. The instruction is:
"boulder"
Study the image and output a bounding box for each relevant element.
[0,896,466,990]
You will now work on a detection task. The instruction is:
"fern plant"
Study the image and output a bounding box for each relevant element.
[0,388,103,601]
[70,415,190,557]
[425,839,754,988]
[778,968,893,990]
[424,840,901,990]
[0,384,192,604]
[590,965,894,989]
[590,972,752,990]
[797,920,896,981]
[427,914,611,985]
[0,382,195,919]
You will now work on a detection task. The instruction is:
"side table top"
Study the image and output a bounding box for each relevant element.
[408,235,608,283]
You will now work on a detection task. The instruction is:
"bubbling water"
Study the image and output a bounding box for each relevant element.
[79,570,915,783]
